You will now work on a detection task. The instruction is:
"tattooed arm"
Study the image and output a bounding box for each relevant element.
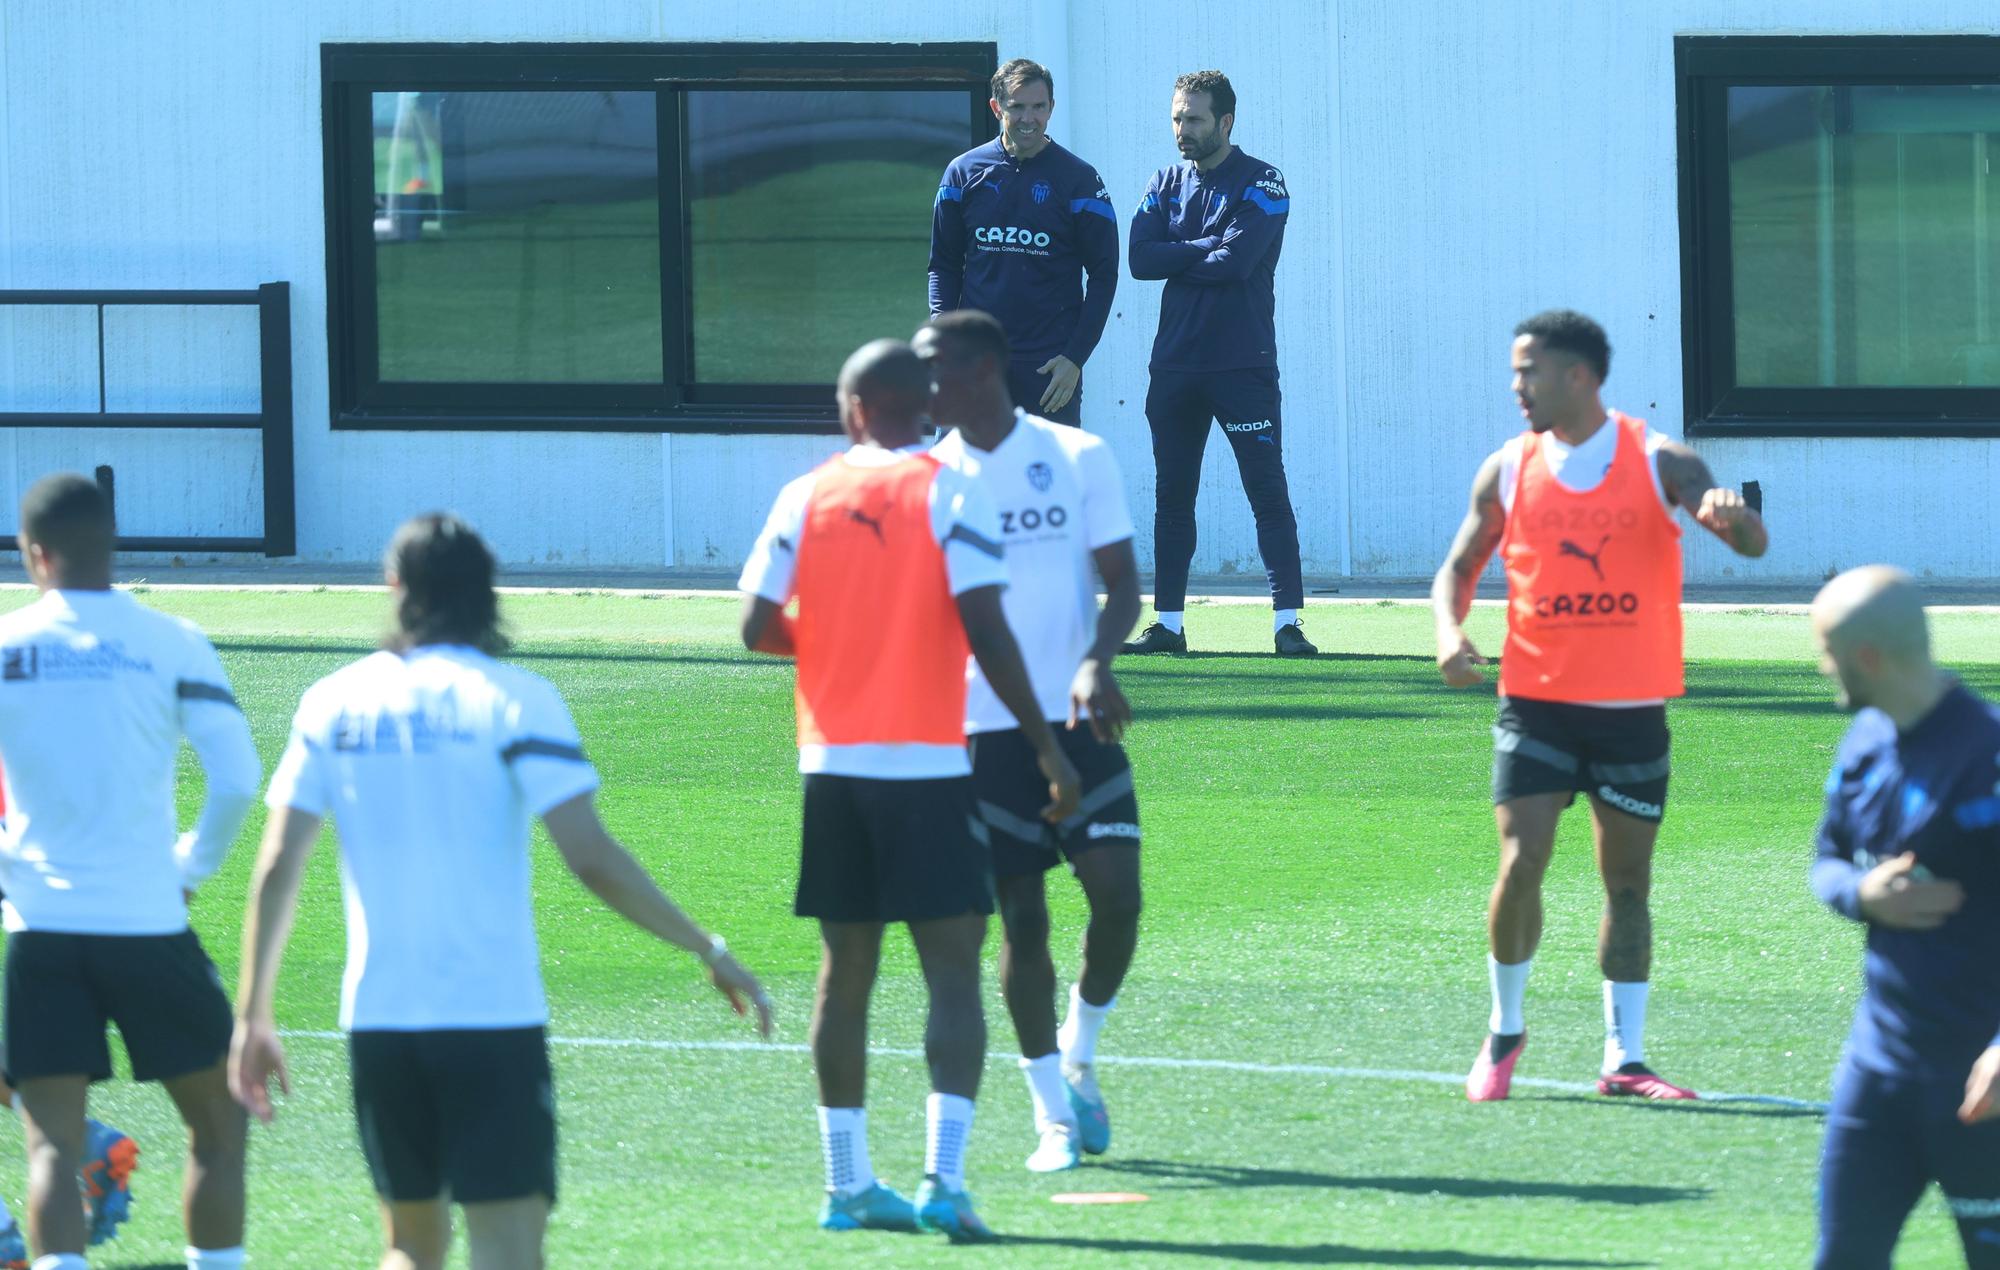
[1654,442,1769,558]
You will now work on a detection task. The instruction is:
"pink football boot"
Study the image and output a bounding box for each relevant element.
[1466,1032,1526,1102]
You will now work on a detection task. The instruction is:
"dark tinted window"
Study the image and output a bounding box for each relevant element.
[323,44,992,431]
[684,90,968,384]
[371,90,661,383]
[1730,85,2000,388]
[1678,37,2000,434]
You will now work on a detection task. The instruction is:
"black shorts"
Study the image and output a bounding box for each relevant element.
[3,928,232,1085]
[795,774,995,923]
[970,727,1141,879]
[350,1027,557,1205]
[1491,696,1671,823]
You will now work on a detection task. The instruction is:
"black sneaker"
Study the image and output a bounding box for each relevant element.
[1274,620,1318,657]
[1122,621,1186,655]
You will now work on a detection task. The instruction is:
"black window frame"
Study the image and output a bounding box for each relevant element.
[322,42,995,433]
[1677,34,2000,437]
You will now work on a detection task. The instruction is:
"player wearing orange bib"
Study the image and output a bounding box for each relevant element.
[1431,310,1768,1102]
[740,339,1080,1240]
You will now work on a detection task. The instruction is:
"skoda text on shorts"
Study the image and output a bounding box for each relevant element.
[1431,310,1769,1106]
[923,308,1146,1173]
[1125,70,1312,657]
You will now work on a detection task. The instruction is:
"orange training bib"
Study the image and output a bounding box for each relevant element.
[1497,414,1684,702]
[791,453,972,749]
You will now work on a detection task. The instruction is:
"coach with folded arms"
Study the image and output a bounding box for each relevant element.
[928,57,1118,427]
[1124,70,1314,658]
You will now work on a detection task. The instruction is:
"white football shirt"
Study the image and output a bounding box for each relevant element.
[738,443,1009,777]
[933,412,1136,733]
[264,645,600,1031]
[0,589,259,935]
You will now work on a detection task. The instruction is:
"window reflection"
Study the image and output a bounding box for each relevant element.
[685,91,967,384]
[1730,84,2000,387]
[372,90,662,383]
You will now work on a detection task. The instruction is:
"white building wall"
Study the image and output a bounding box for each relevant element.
[0,0,1995,579]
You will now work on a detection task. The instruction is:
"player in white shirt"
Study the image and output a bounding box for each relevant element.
[0,474,261,1270]
[231,513,770,1270]
[919,311,1146,1173]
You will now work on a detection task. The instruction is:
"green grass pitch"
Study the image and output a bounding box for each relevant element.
[12,590,1999,1267]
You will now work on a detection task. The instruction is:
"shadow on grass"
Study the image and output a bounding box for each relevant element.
[993,1234,1646,1266]
[1085,1159,1707,1207]
[1540,1093,1824,1120]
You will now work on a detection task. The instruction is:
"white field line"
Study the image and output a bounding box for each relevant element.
[281,1029,1827,1112]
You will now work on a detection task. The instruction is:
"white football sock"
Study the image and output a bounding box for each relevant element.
[1019,1053,1075,1133]
[925,1093,975,1191]
[1155,611,1183,635]
[816,1106,874,1198]
[33,1255,88,1270]
[1488,955,1531,1035]
[1603,980,1650,1071]
[1059,983,1115,1067]
[1274,608,1299,632]
[186,1247,245,1270]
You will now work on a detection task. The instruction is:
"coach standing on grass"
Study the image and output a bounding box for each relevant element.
[928,57,1118,428]
[1124,70,1315,658]
[1807,566,2000,1268]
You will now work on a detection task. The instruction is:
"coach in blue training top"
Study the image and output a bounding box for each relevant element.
[1807,565,2000,1270]
[1122,70,1313,658]
[928,58,1118,428]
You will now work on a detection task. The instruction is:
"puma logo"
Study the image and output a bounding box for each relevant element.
[847,508,885,543]
[1560,534,1610,582]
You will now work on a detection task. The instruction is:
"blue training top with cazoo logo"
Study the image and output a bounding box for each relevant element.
[928,136,1120,369]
